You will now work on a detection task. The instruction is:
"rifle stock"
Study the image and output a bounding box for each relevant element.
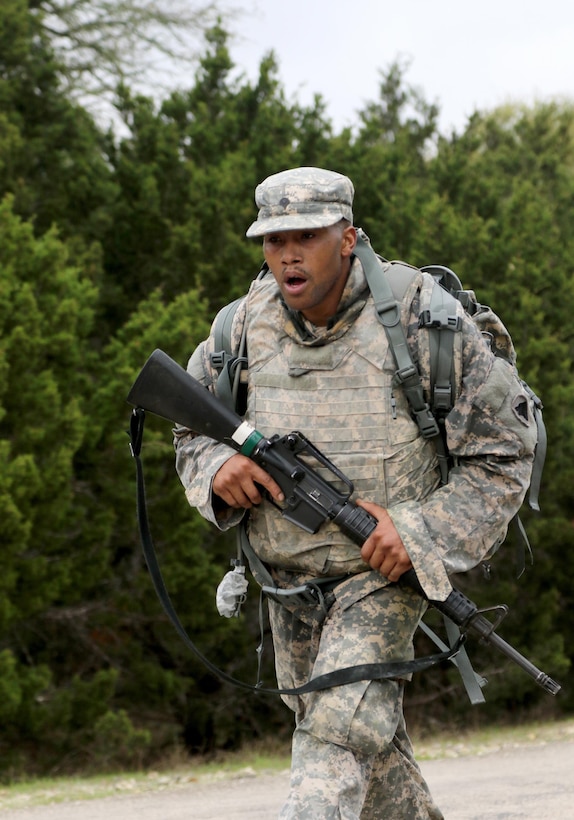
[127,348,246,444]
[127,349,561,696]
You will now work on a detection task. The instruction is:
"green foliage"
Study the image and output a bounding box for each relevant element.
[91,709,152,771]
[0,654,123,777]
[0,2,117,243]
[0,5,572,778]
[101,25,336,326]
[0,650,50,725]
[0,197,99,627]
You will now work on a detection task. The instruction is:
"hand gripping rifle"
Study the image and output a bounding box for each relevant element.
[127,349,561,696]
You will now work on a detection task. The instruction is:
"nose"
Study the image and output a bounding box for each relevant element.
[280,238,302,264]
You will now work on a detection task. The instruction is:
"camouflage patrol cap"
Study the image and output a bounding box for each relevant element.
[246,167,354,237]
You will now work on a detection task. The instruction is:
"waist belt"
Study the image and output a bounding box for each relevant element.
[261,574,349,613]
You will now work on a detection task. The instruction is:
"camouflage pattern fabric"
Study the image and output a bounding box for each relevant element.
[173,246,538,818]
[176,255,537,601]
[246,166,354,238]
[269,576,443,818]
[242,262,440,582]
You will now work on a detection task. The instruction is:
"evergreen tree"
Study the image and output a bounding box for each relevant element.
[101,25,336,328]
[0,3,571,773]
[0,198,116,771]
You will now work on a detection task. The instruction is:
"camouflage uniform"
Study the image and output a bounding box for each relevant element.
[174,168,537,818]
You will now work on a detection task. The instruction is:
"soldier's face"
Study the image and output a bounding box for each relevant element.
[263,223,356,326]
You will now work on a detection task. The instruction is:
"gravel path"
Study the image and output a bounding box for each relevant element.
[1,737,573,819]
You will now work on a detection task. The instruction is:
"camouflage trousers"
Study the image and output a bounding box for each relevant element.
[268,574,444,819]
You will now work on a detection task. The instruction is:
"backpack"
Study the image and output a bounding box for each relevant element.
[211,229,546,524]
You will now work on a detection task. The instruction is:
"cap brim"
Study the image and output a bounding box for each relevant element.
[246,211,346,238]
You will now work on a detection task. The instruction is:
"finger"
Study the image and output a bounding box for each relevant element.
[249,466,285,503]
[362,541,387,572]
[355,498,383,516]
[360,539,376,562]
[213,457,284,508]
[215,484,257,509]
[224,459,284,503]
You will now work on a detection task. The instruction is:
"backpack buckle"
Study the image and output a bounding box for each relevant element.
[395,363,419,384]
[210,350,229,371]
[412,405,441,439]
[419,309,463,331]
[433,384,453,412]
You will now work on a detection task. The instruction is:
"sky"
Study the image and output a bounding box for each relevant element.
[224,0,574,135]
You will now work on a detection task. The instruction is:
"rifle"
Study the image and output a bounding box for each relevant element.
[127,348,561,696]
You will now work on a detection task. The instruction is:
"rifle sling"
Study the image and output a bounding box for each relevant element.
[128,408,463,696]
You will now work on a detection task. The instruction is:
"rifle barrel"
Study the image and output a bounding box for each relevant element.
[465,612,561,695]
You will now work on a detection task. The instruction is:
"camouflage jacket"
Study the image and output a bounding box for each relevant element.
[175,256,537,601]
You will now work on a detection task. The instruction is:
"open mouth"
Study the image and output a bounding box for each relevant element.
[284,273,308,294]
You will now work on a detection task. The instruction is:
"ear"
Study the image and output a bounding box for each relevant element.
[341,225,357,258]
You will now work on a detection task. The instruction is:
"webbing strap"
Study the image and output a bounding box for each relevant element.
[211,266,269,413]
[418,280,463,484]
[128,409,462,697]
[523,385,547,512]
[419,618,487,705]
[354,232,441,441]
[421,281,462,415]
[211,296,247,410]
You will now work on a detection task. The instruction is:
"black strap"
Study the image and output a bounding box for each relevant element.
[128,408,463,695]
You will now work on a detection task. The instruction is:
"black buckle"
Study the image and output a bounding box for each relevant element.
[419,310,462,331]
[395,364,419,384]
[433,384,452,412]
[413,406,440,439]
[210,350,227,370]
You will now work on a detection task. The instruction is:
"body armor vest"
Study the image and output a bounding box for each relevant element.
[243,274,441,576]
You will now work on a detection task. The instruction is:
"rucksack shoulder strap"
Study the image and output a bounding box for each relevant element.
[210,266,269,412]
[354,230,442,442]
[212,296,245,358]
[418,267,464,415]
[211,296,247,411]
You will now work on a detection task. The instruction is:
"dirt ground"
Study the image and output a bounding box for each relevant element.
[2,737,574,819]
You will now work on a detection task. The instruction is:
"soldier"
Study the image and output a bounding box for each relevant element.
[174,167,537,818]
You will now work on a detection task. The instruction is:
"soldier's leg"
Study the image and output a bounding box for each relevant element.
[280,728,373,819]
[271,580,440,818]
[360,710,444,820]
[266,597,322,720]
[269,598,372,818]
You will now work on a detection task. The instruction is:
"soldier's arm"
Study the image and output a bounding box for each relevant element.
[387,315,538,601]
[174,302,250,529]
